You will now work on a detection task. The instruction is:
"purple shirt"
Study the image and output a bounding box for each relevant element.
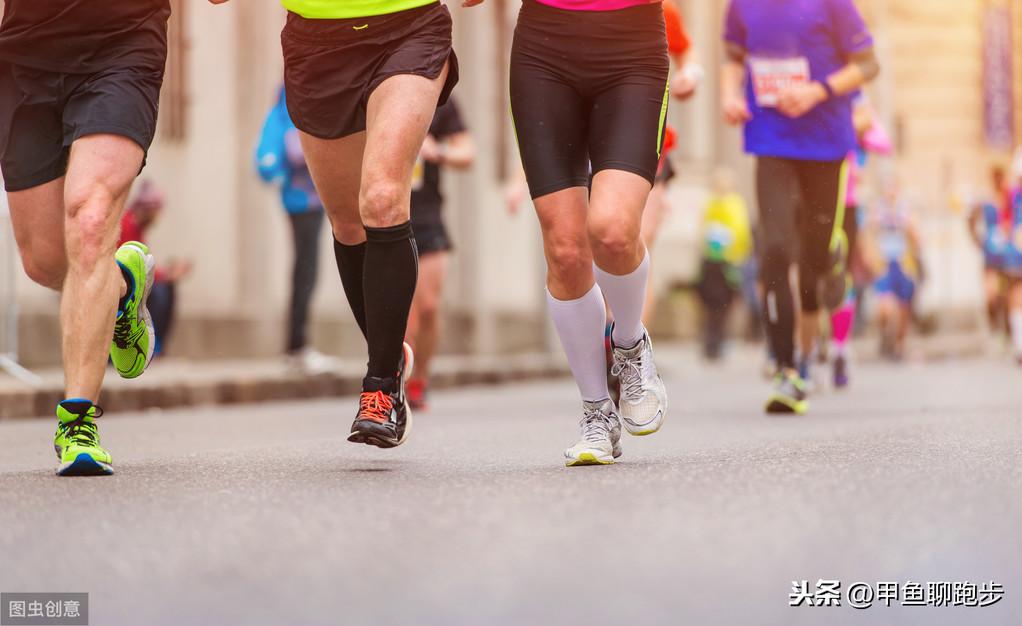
[724,0,874,161]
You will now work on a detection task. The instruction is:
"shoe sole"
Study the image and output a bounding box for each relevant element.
[565,451,616,467]
[623,409,665,436]
[765,398,809,415]
[56,453,113,476]
[348,343,415,449]
[116,244,157,379]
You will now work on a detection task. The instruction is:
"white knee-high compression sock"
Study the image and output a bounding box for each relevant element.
[547,284,611,403]
[595,250,650,348]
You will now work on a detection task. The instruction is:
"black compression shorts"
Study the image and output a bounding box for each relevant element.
[282,1,459,140]
[509,0,670,199]
[0,61,163,191]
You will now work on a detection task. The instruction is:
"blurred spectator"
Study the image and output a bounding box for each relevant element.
[1002,169,1022,364]
[256,85,339,375]
[119,181,192,356]
[864,179,922,360]
[696,167,751,360]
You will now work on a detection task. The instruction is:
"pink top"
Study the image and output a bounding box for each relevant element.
[535,0,658,12]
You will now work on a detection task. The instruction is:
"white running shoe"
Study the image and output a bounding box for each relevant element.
[611,331,668,436]
[564,399,622,467]
[288,347,342,376]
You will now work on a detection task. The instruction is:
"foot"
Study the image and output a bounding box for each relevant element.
[765,369,809,415]
[287,347,341,375]
[111,241,156,379]
[406,378,428,411]
[54,400,113,476]
[611,330,667,436]
[348,343,414,449]
[564,399,622,467]
[833,354,849,388]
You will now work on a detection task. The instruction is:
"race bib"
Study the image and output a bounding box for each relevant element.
[749,56,810,107]
[411,155,425,191]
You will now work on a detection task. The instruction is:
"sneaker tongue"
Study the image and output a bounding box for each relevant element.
[57,400,94,422]
[362,376,397,394]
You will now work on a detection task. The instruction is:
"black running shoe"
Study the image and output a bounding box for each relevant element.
[348,343,414,449]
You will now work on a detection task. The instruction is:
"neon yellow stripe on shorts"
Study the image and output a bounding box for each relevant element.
[282,0,435,19]
[656,79,670,158]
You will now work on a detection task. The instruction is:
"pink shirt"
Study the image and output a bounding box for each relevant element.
[535,0,658,12]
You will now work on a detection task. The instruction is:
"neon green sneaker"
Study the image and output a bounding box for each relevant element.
[765,369,809,415]
[54,400,113,476]
[111,241,156,379]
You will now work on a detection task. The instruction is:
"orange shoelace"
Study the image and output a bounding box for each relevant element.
[358,390,393,424]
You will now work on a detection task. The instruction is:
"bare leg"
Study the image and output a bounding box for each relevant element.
[406,251,448,380]
[799,310,820,361]
[60,134,142,400]
[588,169,649,275]
[639,181,667,325]
[298,131,367,245]
[7,178,68,290]
[534,187,593,299]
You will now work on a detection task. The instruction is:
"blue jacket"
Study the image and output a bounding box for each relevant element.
[255,87,323,214]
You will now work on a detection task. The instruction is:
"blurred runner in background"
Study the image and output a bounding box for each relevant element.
[405,96,475,411]
[968,165,1010,345]
[826,98,892,388]
[696,167,751,360]
[865,179,922,361]
[256,86,341,375]
[721,0,879,415]
[119,181,192,358]
[1001,167,1022,364]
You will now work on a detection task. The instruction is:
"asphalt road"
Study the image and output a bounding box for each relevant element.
[0,350,1019,626]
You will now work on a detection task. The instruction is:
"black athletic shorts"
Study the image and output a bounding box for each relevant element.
[282,1,459,140]
[0,61,163,192]
[755,156,846,313]
[510,0,669,199]
[411,218,451,255]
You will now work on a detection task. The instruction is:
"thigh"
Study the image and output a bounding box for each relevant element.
[755,157,801,258]
[588,77,669,186]
[589,168,651,242]
[7,177,66,268]
[510,43,589,200]
[360,68,449,223]
[299,131,366,243]
[796,159,845,275]
[0,63,68,192]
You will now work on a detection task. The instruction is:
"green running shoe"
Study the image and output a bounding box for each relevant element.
[765,370,809,415]
[111,241,156,379]
[54,400,113,476]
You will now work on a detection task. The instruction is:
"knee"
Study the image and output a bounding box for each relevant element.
[65,181,117,267]
[360,179,408,227]
[588,218,640,261]
[545,237,591,281]
[417,297,440,325]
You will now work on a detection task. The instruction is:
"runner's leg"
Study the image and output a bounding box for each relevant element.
[61,134,142,401]
[406,250,447,381]
[7,179,67,291]
[359,66,448,379]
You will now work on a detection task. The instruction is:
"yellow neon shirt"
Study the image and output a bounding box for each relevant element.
[282,0,436,19]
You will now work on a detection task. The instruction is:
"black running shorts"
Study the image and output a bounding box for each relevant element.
[510,0,670,199]
[282,1,459,140]
[0,61,163,192]
[410,218,452,255]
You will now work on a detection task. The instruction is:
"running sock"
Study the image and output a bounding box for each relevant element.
[1010,309,1022,356]
[595,250,650,349]
[333,239,369,339]
[830,299,855,357]
[547,285,611,403]
[364,222,418,380]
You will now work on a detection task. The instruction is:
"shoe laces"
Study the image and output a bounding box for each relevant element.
[61,407,104,447]
[579,405,613,444]
[611,344,648,403]
[112,316,132,349]
[358,391,393,424]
